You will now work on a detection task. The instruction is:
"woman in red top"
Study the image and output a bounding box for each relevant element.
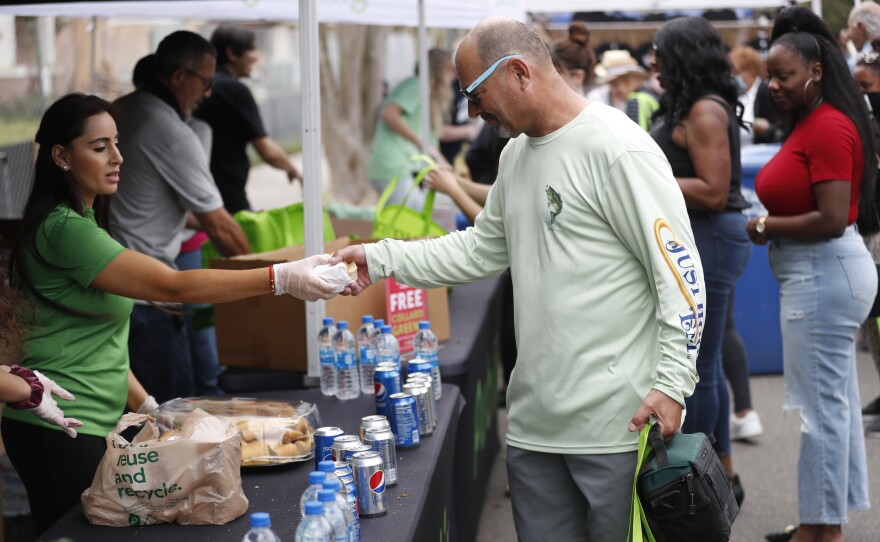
[749,8,877,542]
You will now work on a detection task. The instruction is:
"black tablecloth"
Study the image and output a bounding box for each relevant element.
[41,385,463,541]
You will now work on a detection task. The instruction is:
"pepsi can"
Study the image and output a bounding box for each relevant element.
[374,366,401,417]
[359,415,391,441]
[331,434,361,462]
[403,382,433,437]
[388,392,421,448]
[407,358,433,379]
[406,378,436,429]
[351,451,387,517]
[315,427,344,469]
[363,427,397,486]
[343,443,373,464]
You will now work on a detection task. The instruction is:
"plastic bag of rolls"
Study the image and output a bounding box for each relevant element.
[154,397,320,467]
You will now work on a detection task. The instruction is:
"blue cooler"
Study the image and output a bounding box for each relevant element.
[735,144,783,374]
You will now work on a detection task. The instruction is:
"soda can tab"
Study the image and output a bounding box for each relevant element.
[388,393,420,449]
[315,427,344,470]
[331,434,361,463]
[351,451,387,518]
[363,427,398,486]
[342,443,373,465]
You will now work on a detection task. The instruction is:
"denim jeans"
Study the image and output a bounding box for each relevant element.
[175,248,223,396]
[681,212,752,458]
[769,226,875,524]
[129,304,193,404]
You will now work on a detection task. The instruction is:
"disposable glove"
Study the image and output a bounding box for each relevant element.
[26,370,83,438]
[273,254,341,301]
[137,395,159,414]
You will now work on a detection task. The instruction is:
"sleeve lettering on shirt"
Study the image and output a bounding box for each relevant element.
[654,218,704,352]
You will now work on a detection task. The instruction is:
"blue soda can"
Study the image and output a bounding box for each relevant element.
[331,434,361,463]
[388,392,421,449]
[342,444,373,464]
[351,451,387,517]
[315,427,344,469]
[407,358,433,380]
[374,366,401,417]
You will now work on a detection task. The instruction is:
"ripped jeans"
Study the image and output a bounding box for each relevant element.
[769,225,876,524]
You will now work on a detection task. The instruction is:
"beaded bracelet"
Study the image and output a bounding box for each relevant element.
[6,365,44,410]
[269,265,276,294]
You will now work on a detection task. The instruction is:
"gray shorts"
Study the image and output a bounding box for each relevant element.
[507,446,637,542]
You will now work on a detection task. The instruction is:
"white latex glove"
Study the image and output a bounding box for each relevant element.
[137,395,159,414]
[273,254,341,301]
[28,371,83,438]
[314,262,356,293]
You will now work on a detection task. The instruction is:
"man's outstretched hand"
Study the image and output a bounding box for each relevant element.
[329,245,372,295]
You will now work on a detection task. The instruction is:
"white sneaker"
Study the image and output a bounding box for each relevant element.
[730,410,763,440]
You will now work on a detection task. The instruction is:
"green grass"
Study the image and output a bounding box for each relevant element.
[0,119,39,147]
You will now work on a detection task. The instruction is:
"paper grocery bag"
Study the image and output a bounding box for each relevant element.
[81,409,248,526]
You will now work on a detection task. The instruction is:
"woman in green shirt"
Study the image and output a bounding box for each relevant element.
[4,93,338,535]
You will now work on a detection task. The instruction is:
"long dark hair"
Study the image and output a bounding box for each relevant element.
[771,6,877,226]
[653,16,744,128]
[10,93,116,312]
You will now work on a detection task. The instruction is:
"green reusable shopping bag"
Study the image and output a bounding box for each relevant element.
[371,154,448,240]
[201,202,336,268]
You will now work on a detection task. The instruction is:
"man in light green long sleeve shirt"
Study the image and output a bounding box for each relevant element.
[333,18,705,542]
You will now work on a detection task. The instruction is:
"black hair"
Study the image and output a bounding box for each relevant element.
[771,6,877,226]
[132,53,156,89]
[653,17,744,129]
[10,93,116,315]
[153,30,216,78]
[210,25,256,67]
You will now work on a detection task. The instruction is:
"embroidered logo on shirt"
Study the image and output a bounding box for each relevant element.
[654,219,704,356]
[543,185,563,230]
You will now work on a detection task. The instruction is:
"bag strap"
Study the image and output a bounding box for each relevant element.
[106,413,159,447]
[375,154,437,219]
[628,423,658,542]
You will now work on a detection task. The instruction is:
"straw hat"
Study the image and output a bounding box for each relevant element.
[594,50,646,83]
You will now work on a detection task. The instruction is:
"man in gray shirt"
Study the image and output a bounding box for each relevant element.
[112,31,250,402]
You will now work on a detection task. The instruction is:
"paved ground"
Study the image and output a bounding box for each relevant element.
[476,349,880,542]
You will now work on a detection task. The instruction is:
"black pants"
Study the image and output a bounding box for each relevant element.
[129,304,194,403]
[1,418,106,537]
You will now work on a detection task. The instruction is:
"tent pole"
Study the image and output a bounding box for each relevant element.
[300,0,324,380]
[418,0,430,155]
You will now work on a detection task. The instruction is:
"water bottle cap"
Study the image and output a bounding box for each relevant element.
[322,317,334,326]
[304,501,324,515]
[309,471,327,484]
[381,325,392,333]
[374,319,384,327]
[361,315,374,323]
[322,479,341,491]
[250,512,271,527]
[318,489,336,502]
[317,460,335,472]
[419,321,430,329]
[337,321,348,330]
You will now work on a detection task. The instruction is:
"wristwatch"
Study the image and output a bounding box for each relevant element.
[755,216,768,235]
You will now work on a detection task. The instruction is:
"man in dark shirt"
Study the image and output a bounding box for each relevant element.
[195,25,302,214]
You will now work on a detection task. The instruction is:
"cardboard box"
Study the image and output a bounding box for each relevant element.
[211,238,450,372]
[330,217,374,240]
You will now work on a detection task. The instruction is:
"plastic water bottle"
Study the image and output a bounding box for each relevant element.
[318,318,337,396]
[376,325,400,371]
[370,319,385,352]
[296,501,333,542]
[318,489,347,542]
[412,320,442,400]
[333,321,361,400]
[357,315,377,394]
[242,512,281,542]
[300,471,327,516]
[317,460,344,494]
[321,479,358,542]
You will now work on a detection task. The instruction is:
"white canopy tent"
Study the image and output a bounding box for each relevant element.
[0,0,526,375]
[527,0,796,11]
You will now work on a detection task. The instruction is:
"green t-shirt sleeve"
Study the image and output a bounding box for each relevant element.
[389,78,422,116]
[37,208,126,288]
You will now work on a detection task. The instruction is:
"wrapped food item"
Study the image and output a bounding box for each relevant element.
[155,397,320,467]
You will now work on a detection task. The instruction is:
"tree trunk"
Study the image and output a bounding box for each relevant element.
[320,24,388,205]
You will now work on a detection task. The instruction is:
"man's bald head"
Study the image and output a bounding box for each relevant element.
[459,17,553,75]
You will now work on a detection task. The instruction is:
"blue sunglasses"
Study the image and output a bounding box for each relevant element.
[460,54,523,105]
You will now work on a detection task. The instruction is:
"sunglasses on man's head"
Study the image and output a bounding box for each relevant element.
[459,54,523,106]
